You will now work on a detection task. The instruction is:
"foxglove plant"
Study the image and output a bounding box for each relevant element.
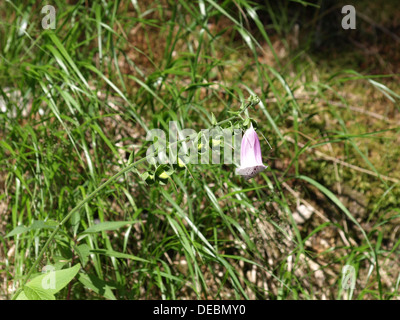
[236,124,267,180]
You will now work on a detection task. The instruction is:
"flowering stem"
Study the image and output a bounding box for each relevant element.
[211,116,236,126]
[11,102,253,300]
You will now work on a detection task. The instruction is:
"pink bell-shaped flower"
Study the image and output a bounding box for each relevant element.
[236,125,267,180]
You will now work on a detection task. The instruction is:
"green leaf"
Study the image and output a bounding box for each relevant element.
[75,244,91,267]
[5,225,29,238]
[80,221,138,234]
[77,273,117,300]
[141,172,155,185]
[155,164,174,184]
[243,118,250,128]
[6,220,57,238]
[70,210,81,237]
[30,220,57,230]
[127,149,135,165]
[19,264,81,300]
[23,286,55,300]
[90,249,149,263]
[211,112,217,126]
[15,291,29,300]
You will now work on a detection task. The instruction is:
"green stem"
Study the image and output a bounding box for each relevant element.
[11,156,149,300]
[11,102,252,300]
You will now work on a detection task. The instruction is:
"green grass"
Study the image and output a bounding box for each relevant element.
[1,0,400,300]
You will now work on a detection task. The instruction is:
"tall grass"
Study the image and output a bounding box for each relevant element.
[1,0,399,300]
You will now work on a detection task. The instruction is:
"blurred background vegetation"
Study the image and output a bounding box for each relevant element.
[1,0,399,299]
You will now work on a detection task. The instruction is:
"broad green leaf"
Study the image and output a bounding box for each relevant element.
[23,286,55,300]
[15,291,29,300]
[30,220,58,230]
[77,273,116,300]
[5,225,29,238]
[23,264,81,298]
[80,221,138,234]
[75,244,91,267]
[6,220,57,238]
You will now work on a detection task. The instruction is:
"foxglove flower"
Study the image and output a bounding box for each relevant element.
[236,125,267,180]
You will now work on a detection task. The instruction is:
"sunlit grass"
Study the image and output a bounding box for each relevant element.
[1,0,399,300]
